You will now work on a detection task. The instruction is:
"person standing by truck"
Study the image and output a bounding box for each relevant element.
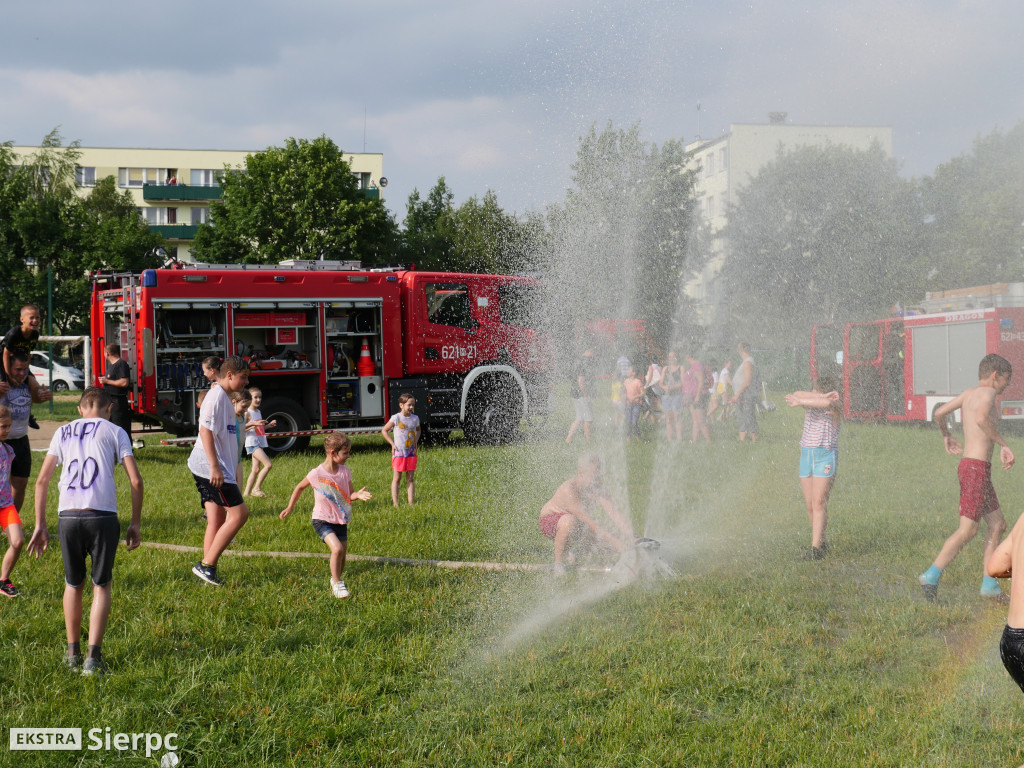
[98,344,132,438]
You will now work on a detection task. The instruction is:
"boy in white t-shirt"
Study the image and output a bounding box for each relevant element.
[28,387,143,676]
[186,355,250,587]
[280,433,371,598]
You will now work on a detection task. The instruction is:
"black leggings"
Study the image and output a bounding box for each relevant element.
[1000,625,1024,693]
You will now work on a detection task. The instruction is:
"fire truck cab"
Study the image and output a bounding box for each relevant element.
[91,261,551,450]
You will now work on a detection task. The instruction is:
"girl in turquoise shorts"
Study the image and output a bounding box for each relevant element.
[785,375,842,560]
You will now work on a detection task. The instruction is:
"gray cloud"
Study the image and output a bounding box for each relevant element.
[1,0,1022,218]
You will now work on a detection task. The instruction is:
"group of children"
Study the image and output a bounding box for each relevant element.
[8,308,1024,697]
[188,356,421,591]
[0,341,422,675]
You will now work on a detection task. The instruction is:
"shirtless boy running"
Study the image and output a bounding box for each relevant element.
[919,353,1014,603]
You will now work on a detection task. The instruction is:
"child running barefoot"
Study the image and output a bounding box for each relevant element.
[382,393,420,507]
[230,389,252,493]
[280,433,371,598]
[785,375,842,560]
[0,406,25,597]
[243,387,276,498]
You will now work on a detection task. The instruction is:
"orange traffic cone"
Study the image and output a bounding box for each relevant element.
[357,337,376,377]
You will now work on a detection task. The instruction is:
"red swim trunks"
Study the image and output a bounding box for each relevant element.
[539,511,568,539]
[958,457,999,521]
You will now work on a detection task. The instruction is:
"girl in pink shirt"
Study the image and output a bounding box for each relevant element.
[280,433,371,598]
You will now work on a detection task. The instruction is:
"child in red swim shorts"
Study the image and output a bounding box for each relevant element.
[919,354,1015,603]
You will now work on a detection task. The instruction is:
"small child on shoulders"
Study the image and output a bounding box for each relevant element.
[280,433,371,599]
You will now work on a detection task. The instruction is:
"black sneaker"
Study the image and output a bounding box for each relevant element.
[81,656,108,678]
[801,547,825,561]
[0,579,21,597]
[192,562,223,586]
[28,413,40,429]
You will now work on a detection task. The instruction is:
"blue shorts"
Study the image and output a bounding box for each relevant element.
[799,447,837,478]
[312,519,348,543]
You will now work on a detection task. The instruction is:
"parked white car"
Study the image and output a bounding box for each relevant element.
[29,351,86,391]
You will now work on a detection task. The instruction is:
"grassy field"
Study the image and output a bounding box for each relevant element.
[3,395,1024,767]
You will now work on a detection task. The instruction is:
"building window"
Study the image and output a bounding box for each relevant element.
[706,196,715,219]
[120,168,168,188]
[719,147,728,172]
[191,207,210,225]
[705,154,715,176]
[190,169,221,187]
[140,206,177,225]
[720,194,728,216]
[76,167,97,187]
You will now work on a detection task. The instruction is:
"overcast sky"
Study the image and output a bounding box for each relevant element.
[2,1,1023,221]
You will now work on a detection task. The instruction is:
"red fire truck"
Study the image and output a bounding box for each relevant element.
[811,284,1024,425]
[90,261,551,451]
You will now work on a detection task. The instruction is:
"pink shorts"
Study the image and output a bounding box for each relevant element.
[0,504,21,529]
[392,456,417,473]
[958,457,999,521]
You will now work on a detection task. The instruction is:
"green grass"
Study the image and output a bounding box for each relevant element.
[3,396,1024,766]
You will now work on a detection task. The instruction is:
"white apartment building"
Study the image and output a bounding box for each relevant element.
[10,146,385,262]
[684,117,893,325]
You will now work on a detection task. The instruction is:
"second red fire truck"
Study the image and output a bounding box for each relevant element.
[811,283,1024,425]
[90,260,551,451]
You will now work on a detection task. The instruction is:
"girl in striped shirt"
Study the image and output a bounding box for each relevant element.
[785,375,842,561]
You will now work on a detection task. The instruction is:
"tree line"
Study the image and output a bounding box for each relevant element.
[3,122,1023,354]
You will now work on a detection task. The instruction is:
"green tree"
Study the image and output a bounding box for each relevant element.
[192,135,399,265]
[400,177,457,270]
[0,131,164,334]
[720,143,924,347]
[541,122,700,352]
[920,122,1024,289]
[400,179,540,274]
[449,190,540,275]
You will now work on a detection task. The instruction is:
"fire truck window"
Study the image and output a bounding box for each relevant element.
[497,284,540,329]
[848,325,880,363]
[426,283,473,329]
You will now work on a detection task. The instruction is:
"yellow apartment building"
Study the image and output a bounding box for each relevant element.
[9,145,385,262]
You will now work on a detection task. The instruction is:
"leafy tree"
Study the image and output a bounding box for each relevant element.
[400,177,457,270]
[400,178,541,274]
[192,135,399,265]
[920,122,1024,289]
[540,122,701,353]
[719,142,924,347]
[0,131,164,333]
[80,176,164,272]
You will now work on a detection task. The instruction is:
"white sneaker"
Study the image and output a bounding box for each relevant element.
[331,580,350,599]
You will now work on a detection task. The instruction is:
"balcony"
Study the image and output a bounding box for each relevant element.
[359,187,380,200]
[149,224,201,240]
[143,184,222,201]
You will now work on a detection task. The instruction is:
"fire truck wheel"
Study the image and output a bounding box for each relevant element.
[931,404,960,435]
[464,379,524,445]
[261,397,312,454]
